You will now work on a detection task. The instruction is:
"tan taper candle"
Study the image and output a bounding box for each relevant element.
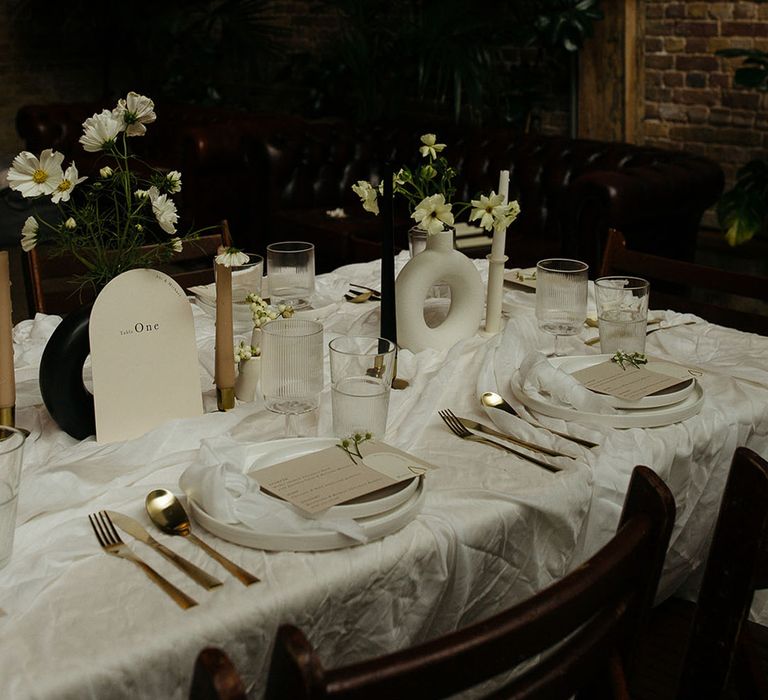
[0,252,15,426]
[214,262,236,410]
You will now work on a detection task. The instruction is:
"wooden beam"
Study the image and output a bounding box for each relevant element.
[578,0,644,143]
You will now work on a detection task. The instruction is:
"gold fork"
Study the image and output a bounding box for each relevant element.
[438,410,562,474]
[89,511,198,610]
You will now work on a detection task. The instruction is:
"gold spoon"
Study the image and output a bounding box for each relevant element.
[345,290,373,303]
[480,391,599,449]
[145,489,260,586]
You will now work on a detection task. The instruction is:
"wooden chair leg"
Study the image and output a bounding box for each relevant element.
[190,647,247,700]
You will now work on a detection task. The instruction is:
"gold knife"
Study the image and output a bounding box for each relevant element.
[456,416,578,459]
[107,510,223,590]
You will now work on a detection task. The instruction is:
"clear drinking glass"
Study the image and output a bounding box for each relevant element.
[261,319,324,433]
[229,253,263,304]
[595,276,650,354]
[535,258,589,356]
[329,336,396,440]
[266,241,315,310]
[0,427,25,570]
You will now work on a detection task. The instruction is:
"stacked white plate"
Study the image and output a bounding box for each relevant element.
[188,282,339,330]
[511,354,704,429]
[184,438,426,551]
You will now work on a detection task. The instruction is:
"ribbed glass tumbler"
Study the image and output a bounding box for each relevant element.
[535,258,589,357]
[261,319,324,417]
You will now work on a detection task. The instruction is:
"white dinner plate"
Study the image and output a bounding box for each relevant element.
[185,437,426,552]
[504,267,537,290]
[510,371,704,429]
[190,282,339,323]
[552,354,696,410]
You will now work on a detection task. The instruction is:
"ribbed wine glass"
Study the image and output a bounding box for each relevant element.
[535,259,589,357]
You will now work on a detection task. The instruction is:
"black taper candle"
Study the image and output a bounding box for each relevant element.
[380,163,397,347]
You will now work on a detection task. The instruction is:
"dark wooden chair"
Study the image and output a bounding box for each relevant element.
[259,465,675,700]
[189,647,247,700]
[629,446,768,700]
[599,229,768,335]
[25,224,233,316]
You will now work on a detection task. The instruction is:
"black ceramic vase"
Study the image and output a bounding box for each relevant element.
[39,305,96,440]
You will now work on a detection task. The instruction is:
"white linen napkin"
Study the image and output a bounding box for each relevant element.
[518,351,617,414]
[179,437,368,542]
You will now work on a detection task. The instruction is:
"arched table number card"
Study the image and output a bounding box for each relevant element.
[89,269,203,443]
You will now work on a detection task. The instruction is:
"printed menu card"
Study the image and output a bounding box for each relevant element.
[255,440,434,514]
[571,359,693,402]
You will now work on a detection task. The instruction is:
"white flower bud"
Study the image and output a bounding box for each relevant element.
[64,217,77,230]
[100,166,113,178]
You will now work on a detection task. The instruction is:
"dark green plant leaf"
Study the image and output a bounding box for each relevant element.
[717,179,767,246]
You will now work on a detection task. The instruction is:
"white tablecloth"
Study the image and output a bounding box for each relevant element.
[1,254,766,699]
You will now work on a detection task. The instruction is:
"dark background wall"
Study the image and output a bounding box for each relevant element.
[2,0,767,208]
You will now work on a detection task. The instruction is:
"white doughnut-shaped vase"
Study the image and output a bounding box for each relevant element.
[396,229,484,352]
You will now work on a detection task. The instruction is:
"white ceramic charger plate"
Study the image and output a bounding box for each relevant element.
[552,354,696,410]
[185,437,425,551]
[510,371,704,429]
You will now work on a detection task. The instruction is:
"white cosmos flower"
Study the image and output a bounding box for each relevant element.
[215,247,250,267]
[166,170,182,193]
[147,186,178,234]
[113,92,156,137]
[7,149,64,197]
[492,199,521,233]
[51,163,87,204]
[20,216,38,252]
[419,134,446,159]
[352,180,379,215]
[411,193,454,235]
[170,237,183,253]
[80,109,123,153]
[469,192,506,231]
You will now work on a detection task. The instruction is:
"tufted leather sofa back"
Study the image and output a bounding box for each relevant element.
[16,105,724,270]
[250,120,723,267]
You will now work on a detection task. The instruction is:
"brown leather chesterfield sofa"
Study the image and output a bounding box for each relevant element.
[15,105,724,274]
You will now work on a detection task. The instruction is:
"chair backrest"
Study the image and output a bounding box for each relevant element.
[599,229,768,335]
[189,648,247,700]
[25,225,232,316]
[676,446,768,700]
[264,465,675,700]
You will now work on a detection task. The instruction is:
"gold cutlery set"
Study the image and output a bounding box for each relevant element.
[89,491,259,609]
[439,393,601,474]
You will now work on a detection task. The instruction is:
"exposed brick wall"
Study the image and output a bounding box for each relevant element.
[643,0,768,210]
